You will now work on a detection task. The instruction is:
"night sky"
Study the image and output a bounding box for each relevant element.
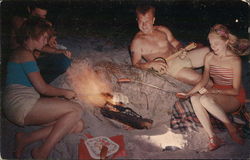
[1,0,249,47]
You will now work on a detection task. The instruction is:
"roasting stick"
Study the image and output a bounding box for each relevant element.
[164,42,197,62]
[117,78,176,94]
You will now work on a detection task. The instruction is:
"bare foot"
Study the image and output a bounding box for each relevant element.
[225,123,245,145]
[14,132,27,158]
[229,130,245,145]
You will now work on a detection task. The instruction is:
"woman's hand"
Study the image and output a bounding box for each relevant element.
[62,50,72,58]
[63,90,77,100]
[48,36,57,48]
[176,92,189,99]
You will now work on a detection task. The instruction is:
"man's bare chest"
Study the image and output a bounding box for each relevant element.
[144,35,168,48]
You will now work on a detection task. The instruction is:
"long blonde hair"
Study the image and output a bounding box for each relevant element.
[209,24,250,56]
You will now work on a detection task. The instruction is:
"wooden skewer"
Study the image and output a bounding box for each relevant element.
[117,78,175,93]
[164,42,197,62]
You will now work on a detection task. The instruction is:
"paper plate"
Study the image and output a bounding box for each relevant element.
[85,136,119,159]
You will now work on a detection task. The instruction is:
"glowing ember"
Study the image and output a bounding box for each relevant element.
[67,60,112,107]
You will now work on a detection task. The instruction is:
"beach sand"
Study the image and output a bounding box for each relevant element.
[1,36,250,159]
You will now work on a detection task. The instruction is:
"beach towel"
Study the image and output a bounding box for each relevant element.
[170,99,225,133]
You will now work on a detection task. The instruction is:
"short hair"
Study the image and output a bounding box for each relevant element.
[29,2,48,12]
[16,17,52,44]
[136,5,155,17]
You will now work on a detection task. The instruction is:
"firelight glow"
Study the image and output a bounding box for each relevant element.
[67,60,112,107]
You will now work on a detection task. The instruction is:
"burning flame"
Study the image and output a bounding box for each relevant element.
[67,60,112,107]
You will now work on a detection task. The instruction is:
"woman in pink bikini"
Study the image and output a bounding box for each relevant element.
[177,24,246,151]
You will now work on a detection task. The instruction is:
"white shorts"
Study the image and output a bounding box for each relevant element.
[3,84,40,126]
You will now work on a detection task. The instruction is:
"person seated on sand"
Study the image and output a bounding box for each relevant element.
[3,17,84,159]
[176,24,246,151]
[130,5,211,85]
[10,3,72,83]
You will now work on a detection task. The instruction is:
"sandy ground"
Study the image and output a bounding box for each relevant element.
[1,36,250,159]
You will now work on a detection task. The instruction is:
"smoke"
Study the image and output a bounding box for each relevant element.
[67,59,112,107]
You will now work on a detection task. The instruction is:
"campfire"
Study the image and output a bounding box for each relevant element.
[67,60,113,107]
[67,60,153,129]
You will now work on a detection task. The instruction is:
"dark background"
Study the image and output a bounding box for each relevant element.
[1,0,249,97]
[1,0,249,46]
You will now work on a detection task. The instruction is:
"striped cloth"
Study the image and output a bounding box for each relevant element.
[209,64,233,85]
[170,99,225,133]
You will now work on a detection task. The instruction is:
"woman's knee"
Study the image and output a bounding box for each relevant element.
[191,74,202,84]
[200,94,215,107]
[190,94,200,103]
[66,103,83,119]
[190,94,202,108]
[73,105,83,116]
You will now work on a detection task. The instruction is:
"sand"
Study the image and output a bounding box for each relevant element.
[1,36,249,159]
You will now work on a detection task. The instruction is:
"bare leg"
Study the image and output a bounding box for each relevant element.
[199,94,244,144]
[191,94,215,137]
[70,119,84,134]
[187,47,210,68]
[175,67,213,86]
[191,94,223,151]
[171,47,210,86]
[175,68,202,85]
[16,97,83,159]
[15,119,84,158]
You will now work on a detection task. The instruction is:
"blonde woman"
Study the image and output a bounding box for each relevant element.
[177,24,246,151]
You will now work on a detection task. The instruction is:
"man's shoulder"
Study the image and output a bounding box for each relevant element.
[154,25,171,33]
[130,32,147,51]
[134,31,144,38]
[132,32,146,43]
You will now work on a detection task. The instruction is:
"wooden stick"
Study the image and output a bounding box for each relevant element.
[164,42,197,62]
[117,78,175,93]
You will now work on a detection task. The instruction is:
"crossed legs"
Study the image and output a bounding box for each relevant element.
[15,97,84,159]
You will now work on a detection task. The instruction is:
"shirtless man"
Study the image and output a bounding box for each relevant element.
[130,6,210,85]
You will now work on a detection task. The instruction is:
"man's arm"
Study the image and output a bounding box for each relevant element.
[39,45,72,58]
[130,39,167,72]
[130,39,150,69]
[131,50,150,69]
[158,26,183,50]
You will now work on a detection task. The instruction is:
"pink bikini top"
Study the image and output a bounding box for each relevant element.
[209,65,233,85]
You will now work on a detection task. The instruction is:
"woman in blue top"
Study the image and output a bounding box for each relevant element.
[3,17,84,159]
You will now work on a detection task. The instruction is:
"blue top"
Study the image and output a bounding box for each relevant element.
[6,61,39,87]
